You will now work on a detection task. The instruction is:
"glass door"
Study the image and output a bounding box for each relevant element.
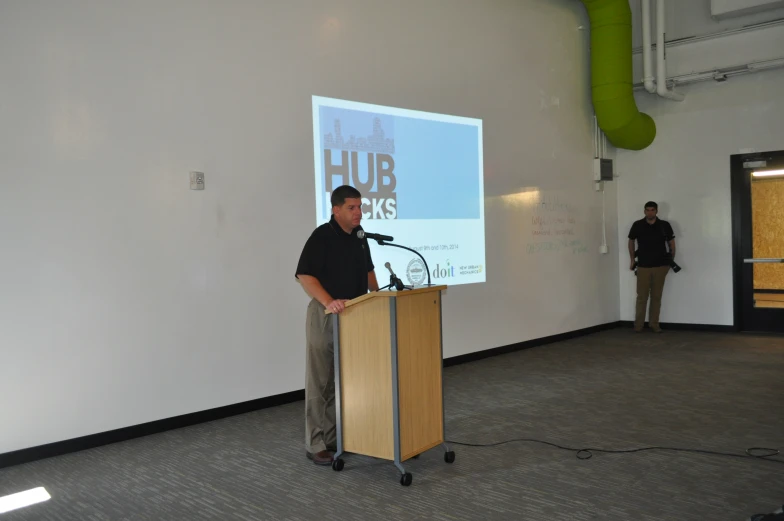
[731,151,784,333]
[732,150,784,333]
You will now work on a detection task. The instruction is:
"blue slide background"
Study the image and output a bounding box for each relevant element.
[319,106,480,219]
[395,117,479,219]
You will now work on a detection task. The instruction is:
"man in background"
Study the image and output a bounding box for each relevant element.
[628,201,676,333]
[295,185,379,465]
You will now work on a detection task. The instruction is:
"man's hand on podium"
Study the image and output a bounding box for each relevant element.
[326,299,348,314]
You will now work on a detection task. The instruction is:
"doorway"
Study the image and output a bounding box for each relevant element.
[731,149,784,333]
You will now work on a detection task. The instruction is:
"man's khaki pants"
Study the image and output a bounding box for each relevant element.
[635,266,670,330]
[305,298,336,454]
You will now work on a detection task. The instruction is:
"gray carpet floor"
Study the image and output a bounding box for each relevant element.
[1,328,783,521]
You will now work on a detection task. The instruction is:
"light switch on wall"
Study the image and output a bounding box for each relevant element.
[190,171,205,190]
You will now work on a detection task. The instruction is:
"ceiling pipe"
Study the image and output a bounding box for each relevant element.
[656,0,685,101]
[580,0,657,150]
[641,0,657,93]
[632,56,784,90]
[632,18,784,55]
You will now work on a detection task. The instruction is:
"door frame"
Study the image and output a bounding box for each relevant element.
[730,149,784,333]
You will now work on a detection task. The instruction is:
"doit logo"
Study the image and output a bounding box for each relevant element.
[432,260,455,279]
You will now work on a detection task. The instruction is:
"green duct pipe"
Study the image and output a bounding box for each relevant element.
[581,0,656,150]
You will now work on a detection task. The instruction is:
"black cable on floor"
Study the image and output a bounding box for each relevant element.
[446,438,782,463]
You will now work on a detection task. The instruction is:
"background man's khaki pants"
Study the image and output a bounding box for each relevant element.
[305,298,336,454]
[635,266,670,330]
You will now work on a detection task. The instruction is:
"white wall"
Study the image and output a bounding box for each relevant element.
[616,67,784,325]
[0,0,619,455]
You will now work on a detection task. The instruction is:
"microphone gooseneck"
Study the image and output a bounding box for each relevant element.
[357,229,432,287]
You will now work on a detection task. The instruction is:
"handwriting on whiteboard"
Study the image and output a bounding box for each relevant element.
[531,215,576,236]
[526,193,583,252]
[527,239,587,254]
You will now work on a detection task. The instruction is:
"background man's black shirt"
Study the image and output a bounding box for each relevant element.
[628,218,675,268]
[295,216,375,300]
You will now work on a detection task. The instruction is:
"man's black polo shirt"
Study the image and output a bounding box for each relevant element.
[295,216,375,301]
[628,218,675,268]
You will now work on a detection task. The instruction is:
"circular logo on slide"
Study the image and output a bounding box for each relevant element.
[406,258,427,286]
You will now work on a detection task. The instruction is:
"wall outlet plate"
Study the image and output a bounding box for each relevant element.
[190,171,205,190]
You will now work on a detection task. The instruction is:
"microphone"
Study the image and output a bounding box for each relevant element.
[384,262,406,291]
[357,230,394,242]
[384,262,397,278]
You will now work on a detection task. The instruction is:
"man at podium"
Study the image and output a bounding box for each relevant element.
[295,185,379,465]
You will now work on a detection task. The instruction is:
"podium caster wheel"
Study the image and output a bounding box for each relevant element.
[444,451,455,464]
[332,458,344,471]
[400,472,413,486]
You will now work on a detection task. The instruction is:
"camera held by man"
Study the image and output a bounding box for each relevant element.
[632,250,681,275]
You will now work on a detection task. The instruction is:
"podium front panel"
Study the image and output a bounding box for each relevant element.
[395,290,444,459]
[337,297,394,460]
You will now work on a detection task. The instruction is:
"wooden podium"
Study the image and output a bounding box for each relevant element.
[326,285,455,486]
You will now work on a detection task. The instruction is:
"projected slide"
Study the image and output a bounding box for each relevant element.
[312,96,485,287]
